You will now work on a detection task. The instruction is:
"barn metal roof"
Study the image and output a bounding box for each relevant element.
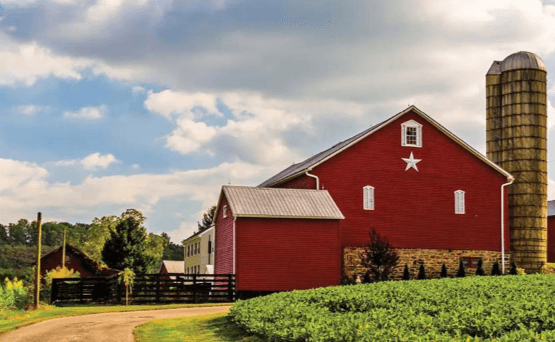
[159,260,184,273]
[258,105,513,187]
[222,185,344,219]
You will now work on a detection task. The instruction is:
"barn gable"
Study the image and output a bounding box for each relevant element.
[259,105,512,188]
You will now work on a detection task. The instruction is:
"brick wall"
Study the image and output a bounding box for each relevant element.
[344,247,511,280]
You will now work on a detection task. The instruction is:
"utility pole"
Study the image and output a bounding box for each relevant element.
[34,212,43,308]
[62,226,66,268]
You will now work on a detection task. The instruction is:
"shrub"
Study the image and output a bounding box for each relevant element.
[491,260,502,276]
[440,263,448,278]
[230,274,555,342]
[541,264,555,274]
[362,272,371,284]
[402,264,410,280]
[475,258,485,276]
[509,260,518,275]
[358,228,399,281]
[516,268,526,276]
[0,277,30,310]
[417,263,426,280]
[341,273,356,285]
[456,259,466,277]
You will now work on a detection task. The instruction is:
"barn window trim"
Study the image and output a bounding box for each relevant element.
[455,190,465,214]
[401,120,422,147]
[223,205,228,218]
[363,185,375,210]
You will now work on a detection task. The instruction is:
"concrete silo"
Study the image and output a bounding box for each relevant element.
[486,51,547,273]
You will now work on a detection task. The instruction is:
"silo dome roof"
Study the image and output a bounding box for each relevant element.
[501,51,546,71]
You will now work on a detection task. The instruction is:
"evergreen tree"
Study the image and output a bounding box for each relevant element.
[417,262,426,280]
[475,258,486,276]
[440,263,448,278]
[509,260,518,275]
[402,263,410,280]
[363,272,371,284]
[0,224,8,244]
[197,206,216,233]
[358,228,400,281]
[101,216,154,273]
[491,260,502,276]
[456,259,466,277]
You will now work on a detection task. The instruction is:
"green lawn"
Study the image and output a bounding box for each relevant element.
[134,312,263,342]
[0,303,233,336]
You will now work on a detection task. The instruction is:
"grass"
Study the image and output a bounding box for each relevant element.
[0,302,233,336]
[134,312,263,342]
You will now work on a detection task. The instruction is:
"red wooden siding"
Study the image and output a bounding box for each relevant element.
[40,248,96,278]
[215,195,234,274]
[235,218,341,291]
[274,110,510,252]
[278,174,316,189]
[548,216,555,263]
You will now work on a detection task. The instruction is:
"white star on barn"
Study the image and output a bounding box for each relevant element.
[402,152,421,172]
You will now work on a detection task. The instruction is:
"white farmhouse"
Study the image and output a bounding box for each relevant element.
[183,226,215,274]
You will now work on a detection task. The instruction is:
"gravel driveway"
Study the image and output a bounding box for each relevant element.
[0,305,232,342]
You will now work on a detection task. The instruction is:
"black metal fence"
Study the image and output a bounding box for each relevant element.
[51,273,235,304]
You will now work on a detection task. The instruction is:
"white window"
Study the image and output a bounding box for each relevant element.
[401,120,422,147]
[223,205,228,218]
[363,186,375,210]
[455,190,465,214]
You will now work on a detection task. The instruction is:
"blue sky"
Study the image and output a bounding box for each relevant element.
[1,0,555,243]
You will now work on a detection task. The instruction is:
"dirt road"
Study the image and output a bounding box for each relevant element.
[0,305,232,342]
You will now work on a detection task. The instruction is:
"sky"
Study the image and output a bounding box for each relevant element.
[1,0,555,244]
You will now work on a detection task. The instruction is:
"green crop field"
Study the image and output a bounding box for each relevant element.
[230,274,555,341]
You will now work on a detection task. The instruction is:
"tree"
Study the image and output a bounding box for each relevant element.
[456,259,466,277]
[402,264,410,280]
[0,224,8,244]
[8,220,28,245]
[162,233,185,261]
[197,206,216,233]
[475,258,486,276]
[144,233,169,273]
[358,228,399,281]
[417,262,426,280]
[101,216,153,274]
[509,260,518,275]
[491,260,502,276]
[440,263,448,278]
[83,215,118,261]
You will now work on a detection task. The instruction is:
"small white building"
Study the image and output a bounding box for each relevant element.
[183,226,215,274]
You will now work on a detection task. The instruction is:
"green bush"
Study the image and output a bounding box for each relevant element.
[476,258,485,276]
[456,259,466,277]
[491,260,502,276]
[230,274,555,341]
[417,263,426,280]
[440,263,448,278]
[402,264,410,280]
[0,277,30,310]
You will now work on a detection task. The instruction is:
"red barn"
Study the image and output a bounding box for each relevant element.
[548,201,555,263]
[215,106,513,295]
[40,244,119,278]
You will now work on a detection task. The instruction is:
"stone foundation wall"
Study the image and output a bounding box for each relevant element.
[343,247,511,280]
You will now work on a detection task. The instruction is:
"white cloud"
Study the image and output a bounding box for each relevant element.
[166,118,217,154]
[63,105,106,120]
[48,153,118,170]
[132,86,146,94]
[0,157,266,239]
[14,104,48,116]
[81,153,118,170]
[144,90,220,119]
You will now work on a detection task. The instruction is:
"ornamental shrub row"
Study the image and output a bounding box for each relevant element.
[230,274,555,342]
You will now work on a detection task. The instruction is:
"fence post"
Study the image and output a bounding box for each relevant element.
[227,274,233,302]
[192,274,197,303]
[155,275,161,303]
[51,279,59,304]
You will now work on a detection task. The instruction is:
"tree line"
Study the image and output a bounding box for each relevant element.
[0,209,185,282]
